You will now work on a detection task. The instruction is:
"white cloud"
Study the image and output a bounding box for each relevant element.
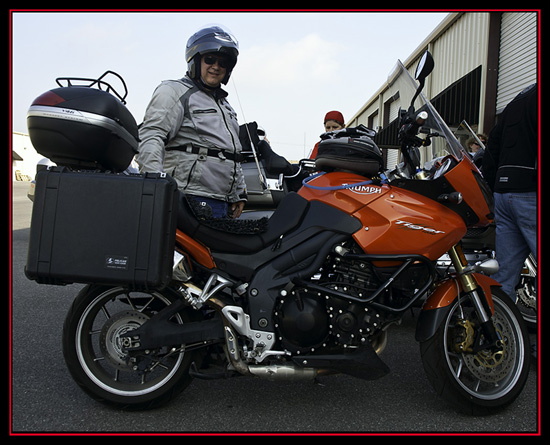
[225,32,350,159]
[235,33,346,87]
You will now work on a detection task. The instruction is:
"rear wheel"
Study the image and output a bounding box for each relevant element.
[62,285,197,409]
[420,287,530,415]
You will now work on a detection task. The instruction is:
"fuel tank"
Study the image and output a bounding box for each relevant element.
[298,172,466,260]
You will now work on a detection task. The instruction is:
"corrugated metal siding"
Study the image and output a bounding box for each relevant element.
[429,13,489,97]
[385,99,401,168]
[430,66,482,126]
[362,102,379,128]
[388,98,400,123]
[349,11,538,165]
[496,12,538,112]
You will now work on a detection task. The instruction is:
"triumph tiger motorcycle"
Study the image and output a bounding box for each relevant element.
[25,53,530,415]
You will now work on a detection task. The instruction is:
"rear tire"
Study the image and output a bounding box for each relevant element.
[62,285,197,410]
[420,287,530,415]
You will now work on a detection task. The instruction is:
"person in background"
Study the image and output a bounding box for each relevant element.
[466,133,487,169]
[482,83,538,303]
[136,25,246,219]
[466,133,487,154]
[309,110,345,159]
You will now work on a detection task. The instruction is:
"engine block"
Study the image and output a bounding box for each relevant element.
[273,286,384,355]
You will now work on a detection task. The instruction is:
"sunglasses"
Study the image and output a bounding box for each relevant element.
[203,55,229,69]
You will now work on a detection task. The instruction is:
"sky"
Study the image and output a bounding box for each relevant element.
[10,10,449,161]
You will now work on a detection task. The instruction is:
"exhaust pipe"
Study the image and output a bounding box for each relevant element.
[248,364,318,381]
[206,284,323,381]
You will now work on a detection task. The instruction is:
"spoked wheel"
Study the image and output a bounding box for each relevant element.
[515,254,537,329]
[420,287,531,415]
[62,285,197,410]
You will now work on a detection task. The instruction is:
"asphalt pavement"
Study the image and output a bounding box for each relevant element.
[10,181,540,435]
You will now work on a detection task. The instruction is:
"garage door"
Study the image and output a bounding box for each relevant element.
[496,12,538,113]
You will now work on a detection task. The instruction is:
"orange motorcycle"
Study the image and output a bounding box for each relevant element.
[26,54,530,415]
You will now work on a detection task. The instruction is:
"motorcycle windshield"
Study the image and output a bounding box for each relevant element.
[387,59,467,161]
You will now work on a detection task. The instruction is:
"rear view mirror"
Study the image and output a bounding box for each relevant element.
[409,51,435,108]
[415,51,435,82]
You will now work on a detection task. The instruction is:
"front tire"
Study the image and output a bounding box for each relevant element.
[62,285,197,410]
[420,287,530,415]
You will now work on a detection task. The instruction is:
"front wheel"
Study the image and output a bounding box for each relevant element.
[62,285,198,410]
[420,287,531,415]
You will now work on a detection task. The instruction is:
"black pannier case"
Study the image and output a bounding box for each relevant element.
[26,168,179,290]
[315,126,383,177]
[26,72,139,172]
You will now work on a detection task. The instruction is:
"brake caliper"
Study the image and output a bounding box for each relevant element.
[453,318,475,353]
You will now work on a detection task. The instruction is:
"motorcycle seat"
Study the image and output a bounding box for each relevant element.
[176,192,309,253]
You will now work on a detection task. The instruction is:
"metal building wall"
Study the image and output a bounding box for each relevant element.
[496,12,538,113]
[348,12,488,132]
[428,13,490,98]
[347,11,538,168]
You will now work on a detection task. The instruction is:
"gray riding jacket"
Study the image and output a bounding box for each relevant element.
[136,75,246,203]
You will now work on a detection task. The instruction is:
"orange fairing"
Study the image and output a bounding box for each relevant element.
[298,172,466,261]
[423,273,498,313]
[175,229,215,269]
[298,172,389,214]
[444,156,493,227]
[352,185,466,260]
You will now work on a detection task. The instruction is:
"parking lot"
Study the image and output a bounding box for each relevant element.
[10,181,539,435]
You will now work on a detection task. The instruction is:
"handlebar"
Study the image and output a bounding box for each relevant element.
[284,158,317,179]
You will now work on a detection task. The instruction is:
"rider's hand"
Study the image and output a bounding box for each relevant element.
[230,201,245,219]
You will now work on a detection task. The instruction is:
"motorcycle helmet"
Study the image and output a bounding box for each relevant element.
[186,25,239,85]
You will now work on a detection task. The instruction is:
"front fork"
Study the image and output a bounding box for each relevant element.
[448,244,503,352]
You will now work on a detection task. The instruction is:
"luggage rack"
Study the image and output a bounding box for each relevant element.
[55,70,129,104]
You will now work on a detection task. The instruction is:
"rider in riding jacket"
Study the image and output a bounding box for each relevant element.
[136,25,247,219]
